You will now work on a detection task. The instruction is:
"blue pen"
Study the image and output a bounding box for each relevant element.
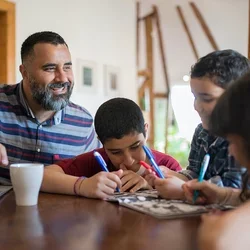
[93,151,120,192]
[142,145,165,179]
[193,154,210,203]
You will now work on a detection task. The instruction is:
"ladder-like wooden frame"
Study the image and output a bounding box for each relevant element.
[137,4,170,149]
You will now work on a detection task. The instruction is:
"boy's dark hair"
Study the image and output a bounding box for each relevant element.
[191,49,250,89]
[209,71,250,201]
[94,98,145,144]
[21,31,68,63]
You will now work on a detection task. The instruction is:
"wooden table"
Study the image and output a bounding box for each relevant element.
[0,191,200,250]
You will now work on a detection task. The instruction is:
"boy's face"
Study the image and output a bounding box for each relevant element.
[190,77,225,130]
[227,134,249,169]
[103,132,147,172]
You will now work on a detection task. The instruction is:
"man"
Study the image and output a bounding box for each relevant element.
[0,31,100,167]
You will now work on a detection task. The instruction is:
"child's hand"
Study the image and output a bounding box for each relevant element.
[144,171,157,187]
[182,179,230,205]
[158,165,172,178]
[79,170,123,199]
[120,165,152,193]
[154,175,185,200]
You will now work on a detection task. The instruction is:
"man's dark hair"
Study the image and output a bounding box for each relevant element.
[209,71,250,201]
[94,98,145,144]
[191,49,250,89]
[21,31,68,63]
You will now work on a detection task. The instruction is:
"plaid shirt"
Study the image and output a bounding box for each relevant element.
[179,124,244,188]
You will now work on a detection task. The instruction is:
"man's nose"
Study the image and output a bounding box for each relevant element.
[54,69,68,83]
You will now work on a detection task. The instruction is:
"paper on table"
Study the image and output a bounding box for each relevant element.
[106,190,234,219]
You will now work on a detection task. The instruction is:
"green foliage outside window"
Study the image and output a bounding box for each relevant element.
[166,124,190,169]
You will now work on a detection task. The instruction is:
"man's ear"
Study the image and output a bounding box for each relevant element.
[19,64,28,80]
[144,123,149,140]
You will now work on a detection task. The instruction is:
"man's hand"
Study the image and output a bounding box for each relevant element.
[79,170,123,199]
[0,144,8,166]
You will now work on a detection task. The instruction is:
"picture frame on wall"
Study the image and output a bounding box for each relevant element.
[103,65,120,97]
[76,59,97,93]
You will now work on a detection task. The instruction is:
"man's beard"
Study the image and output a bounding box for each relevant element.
[29,79,73,111]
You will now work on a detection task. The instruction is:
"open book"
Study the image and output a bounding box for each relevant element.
[106,190,234,219]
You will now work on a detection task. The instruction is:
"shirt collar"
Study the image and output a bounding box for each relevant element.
[198,125,226,153]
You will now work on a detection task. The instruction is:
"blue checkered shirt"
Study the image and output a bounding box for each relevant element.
[179,124,244,188]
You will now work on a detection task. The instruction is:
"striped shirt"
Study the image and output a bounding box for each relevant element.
[179,124,244,188]
[0,83,101,165]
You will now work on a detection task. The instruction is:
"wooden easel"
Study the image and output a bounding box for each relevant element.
[137,4,170,149]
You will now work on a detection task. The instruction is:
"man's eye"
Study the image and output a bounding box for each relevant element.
[44,67,55,71]
[64,65,72,70]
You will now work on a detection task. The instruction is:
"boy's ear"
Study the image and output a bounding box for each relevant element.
[144,123,149,140]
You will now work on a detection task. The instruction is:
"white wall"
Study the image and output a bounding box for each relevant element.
[10,0,137,115]
[6,0,249,122]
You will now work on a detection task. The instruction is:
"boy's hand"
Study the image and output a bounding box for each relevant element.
[155,175,185,200]
[120,164,152,193]
[144,171,157,187]
[79,170,123,199]
[0,144,8,166]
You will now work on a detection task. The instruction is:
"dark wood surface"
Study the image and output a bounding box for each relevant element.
[0,191,200,250]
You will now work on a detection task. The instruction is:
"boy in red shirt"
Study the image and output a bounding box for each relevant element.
[41,98,181,199]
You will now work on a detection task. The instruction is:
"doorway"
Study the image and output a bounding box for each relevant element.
[0,0,15,84]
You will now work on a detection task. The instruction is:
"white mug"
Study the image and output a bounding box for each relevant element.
[10,163,44,206]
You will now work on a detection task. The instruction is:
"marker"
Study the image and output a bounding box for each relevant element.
[142,145,164,179]
[93,151,120,192]
[139,160,158,177]
[193,154,210,203]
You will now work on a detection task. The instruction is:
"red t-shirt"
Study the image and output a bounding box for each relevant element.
[57,148,181,177]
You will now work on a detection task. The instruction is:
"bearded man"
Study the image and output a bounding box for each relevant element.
[0,31,100,167]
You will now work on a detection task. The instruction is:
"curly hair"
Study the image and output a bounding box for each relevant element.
[191,49,250,89]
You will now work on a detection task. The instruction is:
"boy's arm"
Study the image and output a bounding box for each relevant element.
[198,201,250,250]
[41,165,79,195]
[41,164,123,199]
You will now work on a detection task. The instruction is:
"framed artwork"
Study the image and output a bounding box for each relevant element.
[104,65,120,97]
[76,59,97,93]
